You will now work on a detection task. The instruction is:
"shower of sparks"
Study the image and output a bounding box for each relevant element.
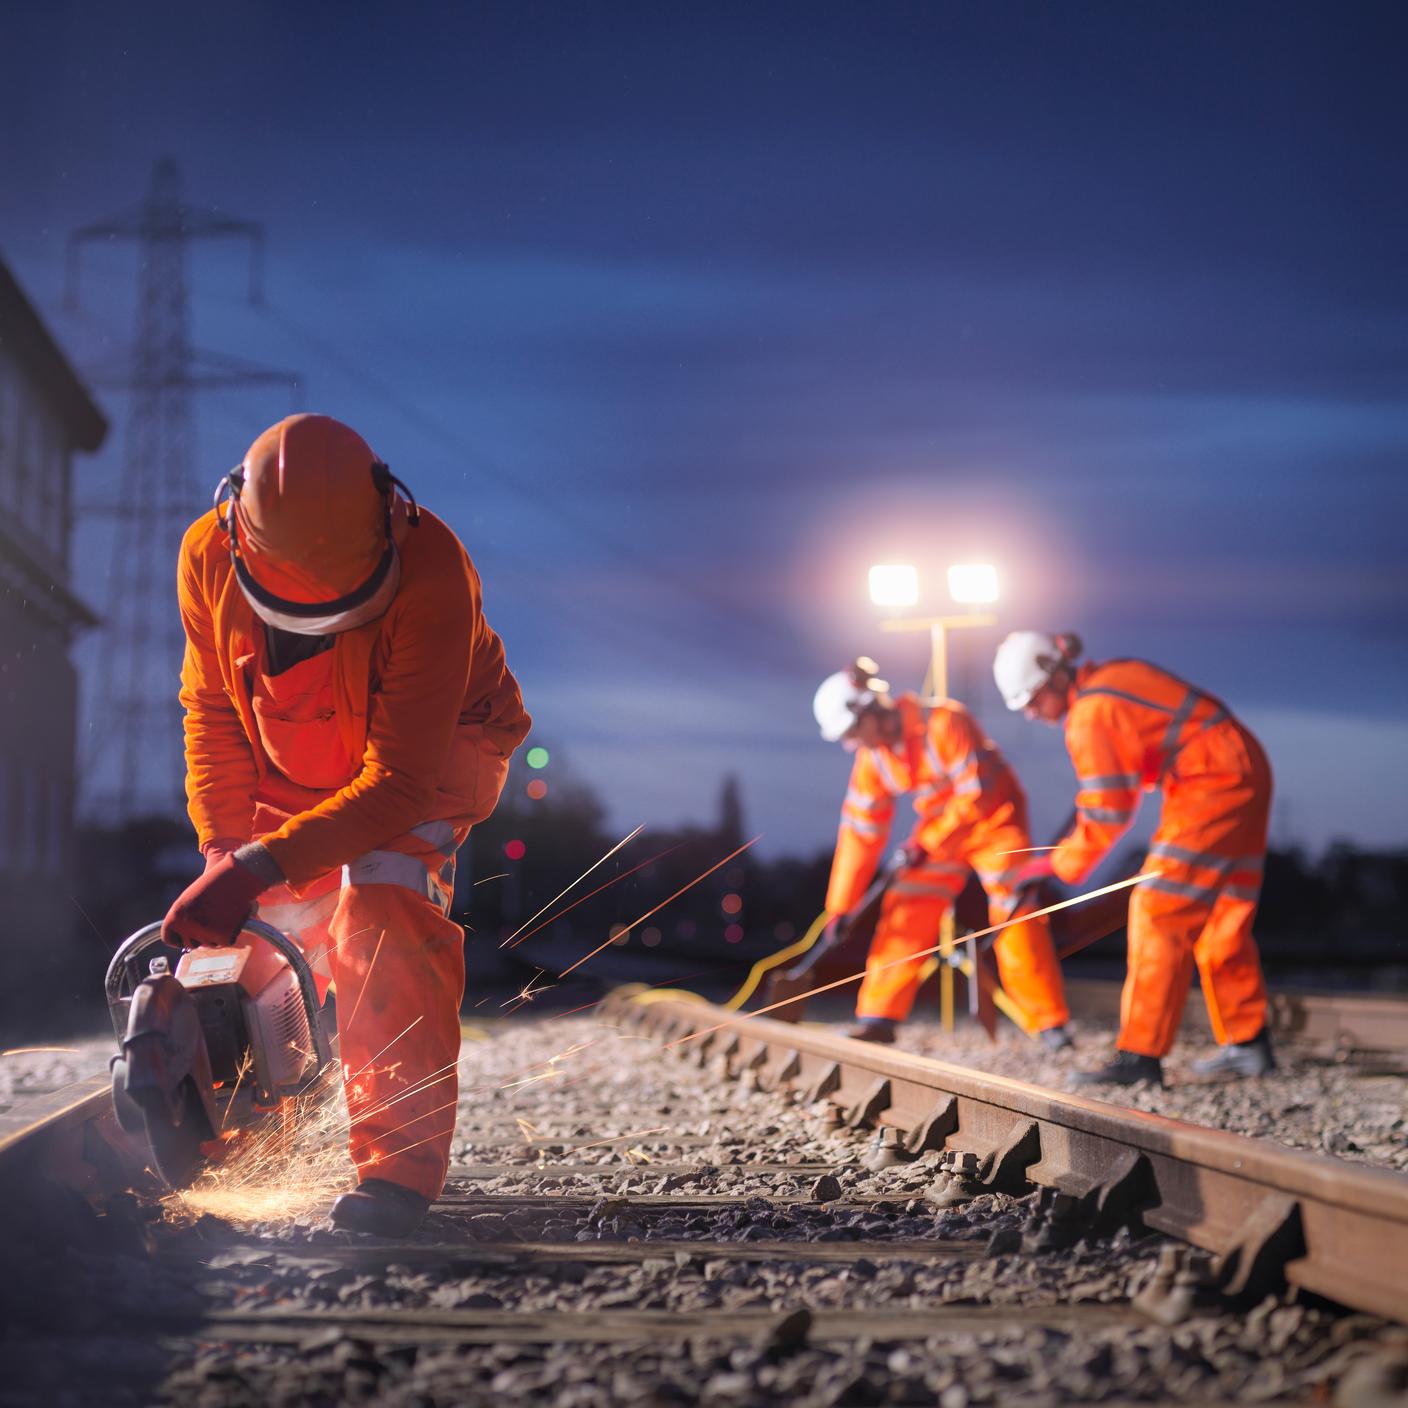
[663,872,1153,1050]
[515,1117,540,1143]
[166,1063,354,1225]
[474,872,511,886]
[557,836,761,980]
[499,825,646,949]
[504,841,687,951]
[1,1046,81,1057]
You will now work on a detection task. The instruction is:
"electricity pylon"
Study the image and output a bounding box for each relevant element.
[68,157,297,821]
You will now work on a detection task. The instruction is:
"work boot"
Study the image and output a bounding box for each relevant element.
[330,1178,430,1237]
[1038,1024,1074,1052]
[1190,1028,1275,1078]
[1069,1049,1164,1089]
[843,1017,898,1045]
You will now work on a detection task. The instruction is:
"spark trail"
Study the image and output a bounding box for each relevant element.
[557,836,761,980]
[499,825,645,948]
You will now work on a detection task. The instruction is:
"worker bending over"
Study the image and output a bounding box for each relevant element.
[160,414,530,1234]
[995,632,1273,1086]
[814,660,1069,1046]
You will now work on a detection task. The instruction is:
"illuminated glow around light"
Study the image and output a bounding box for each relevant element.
[721,892,742,915]
[947,562,999,605]
[525,747,550,769]
[641,926,661,947]
[504,839,526,861]
[724,924,744,944]
[868,563,919,608]
[526,779,548,800]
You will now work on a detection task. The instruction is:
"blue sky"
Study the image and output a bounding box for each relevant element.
[3,1,1405,857]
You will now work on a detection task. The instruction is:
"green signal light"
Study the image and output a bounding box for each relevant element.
[526,746,550,770]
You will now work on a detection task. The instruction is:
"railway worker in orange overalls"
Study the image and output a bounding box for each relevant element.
[814,659,1070,1047]
[994,631,1274,1087]
[160,414,530,1235]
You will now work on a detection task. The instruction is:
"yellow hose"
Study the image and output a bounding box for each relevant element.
[722,910,831,1011]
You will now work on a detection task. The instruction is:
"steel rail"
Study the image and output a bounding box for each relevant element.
[1061,978,1408,1057]
[602,991,1408,1325]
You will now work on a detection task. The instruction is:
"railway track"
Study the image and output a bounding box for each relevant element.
[2,992,1407,1405]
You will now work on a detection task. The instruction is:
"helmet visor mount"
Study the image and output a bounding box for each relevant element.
[215,461,416,635]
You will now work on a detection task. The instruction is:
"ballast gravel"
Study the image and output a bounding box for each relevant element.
[5,1012,1408,1406]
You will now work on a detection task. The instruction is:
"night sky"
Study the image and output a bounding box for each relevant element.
[5,2,1406,863]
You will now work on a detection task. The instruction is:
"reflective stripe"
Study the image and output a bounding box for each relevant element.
[1078,773,1141,792]
[870,747,903,795]
[344,850,439,903]
[953,778,983,797]
[1077,684,1173,713]
[1224,883,1262,903]
[1078,804,1134,825]
[891,876,965,898]
[912,783,950,805]
[924,734,942,778]
[1149,841,1264,875]
[976,865,1025,890]
[946,750,979,780]
[411,820,458,856]
[910,860,968,879]
[844,787,890,815]
[1141,874,1221,905]
[844,816,882,840]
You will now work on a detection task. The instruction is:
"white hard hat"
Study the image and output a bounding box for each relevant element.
[993,631,1064,710]
[812,661,886,742]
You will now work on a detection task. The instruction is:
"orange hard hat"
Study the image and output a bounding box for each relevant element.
[219,414,418,634]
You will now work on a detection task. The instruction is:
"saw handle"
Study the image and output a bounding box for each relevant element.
[104,917,332,1071]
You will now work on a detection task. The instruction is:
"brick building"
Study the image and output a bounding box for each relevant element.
[0,258,107,1033]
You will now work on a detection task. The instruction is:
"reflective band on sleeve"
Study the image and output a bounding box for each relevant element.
[1148,840,1233,873]
[1223,883,1262,904]
[1078,773,1141,792]
[953,778,983,797]
[1141,874,1222,904]
[411,820,459,856]
[924,736,942,777]
[870,748,902,795]
[844,788,890,814]
[1148,841,1265,875]
[844,818,882,840]
[1078,804,1134,825]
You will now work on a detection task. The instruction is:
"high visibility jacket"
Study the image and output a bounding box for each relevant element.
[177,507,530,889]
[1052,658,1246,885]
[826,695,1026,915]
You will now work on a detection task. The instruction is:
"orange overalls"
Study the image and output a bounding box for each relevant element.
[827,695,1068,1029]
[1051,659,1270,1058]
[177,508,529,1199]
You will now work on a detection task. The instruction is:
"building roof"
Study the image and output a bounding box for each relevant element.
[0,256,107,452]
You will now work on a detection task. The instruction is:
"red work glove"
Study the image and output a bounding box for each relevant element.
[899,841,928,869]
[200,837,244,872]
[162,853,269,949]
[1010,853,1056,889]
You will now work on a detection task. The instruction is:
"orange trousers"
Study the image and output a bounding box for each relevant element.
[855,843,1068,1031]
[258,816,470,1201]
[1119,723,1271,1058]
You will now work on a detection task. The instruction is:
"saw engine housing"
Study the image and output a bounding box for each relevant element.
[106,919,332,1188]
